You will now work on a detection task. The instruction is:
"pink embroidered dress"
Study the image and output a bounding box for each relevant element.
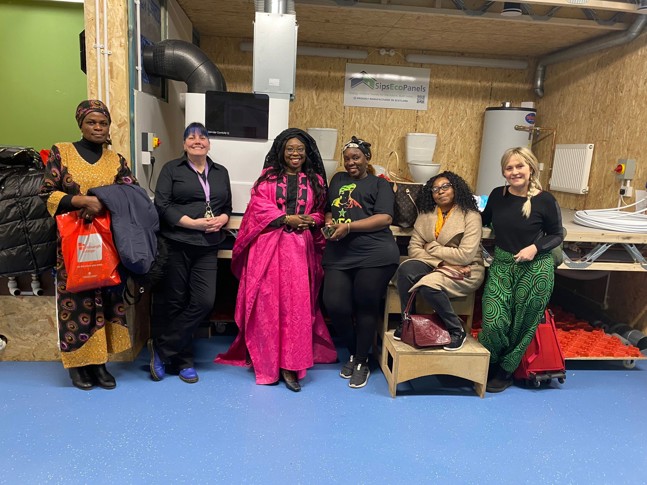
[215,171,337,384]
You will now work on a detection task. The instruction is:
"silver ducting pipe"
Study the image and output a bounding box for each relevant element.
[535,16,647,97]
[255,0,294,13]
[142,39,227,93]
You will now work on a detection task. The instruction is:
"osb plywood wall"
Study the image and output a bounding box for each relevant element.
[536,33,647,211]
[608,273,647,332]
[84,0,130,162]
[201,37,535,188]
[201,36,647,331]
[538,33,647,331]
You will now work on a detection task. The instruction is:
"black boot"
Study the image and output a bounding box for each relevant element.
[280,369,301,392]
[88,364,117,389]
[69,366,95,391]
[486,366,513,393]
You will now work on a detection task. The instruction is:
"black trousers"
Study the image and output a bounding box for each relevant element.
[396,259,464,334]
[323,264,398,362]
[155,241,218,369]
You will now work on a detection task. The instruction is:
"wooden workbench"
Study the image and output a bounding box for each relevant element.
[390,208,647,272]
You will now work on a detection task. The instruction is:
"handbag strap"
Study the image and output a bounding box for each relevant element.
[384,150,399,177]
[386,150,414,183]
[403,290,418,317]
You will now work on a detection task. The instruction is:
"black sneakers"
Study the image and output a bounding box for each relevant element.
[340,355,355,379]
[443,330,467,351]
[393,324,403,340]
[349,361,370,388]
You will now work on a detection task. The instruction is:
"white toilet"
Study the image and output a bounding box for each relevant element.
[405,133,441,183]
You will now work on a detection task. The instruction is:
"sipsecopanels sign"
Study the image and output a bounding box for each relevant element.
[344,63,430,110]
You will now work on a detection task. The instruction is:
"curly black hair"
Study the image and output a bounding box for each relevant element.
[254,128,327,200]
[418,171,478,214]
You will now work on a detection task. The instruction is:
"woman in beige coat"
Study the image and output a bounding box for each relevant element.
[394,171,484,350]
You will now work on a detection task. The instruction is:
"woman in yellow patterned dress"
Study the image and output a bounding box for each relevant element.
[41,100,137,391]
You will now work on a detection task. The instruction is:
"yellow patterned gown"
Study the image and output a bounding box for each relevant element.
[41,142,136,368]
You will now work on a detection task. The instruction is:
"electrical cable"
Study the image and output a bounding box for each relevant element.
[574,196,647,233]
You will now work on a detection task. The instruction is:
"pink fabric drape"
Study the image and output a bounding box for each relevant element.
[215,174,336,384]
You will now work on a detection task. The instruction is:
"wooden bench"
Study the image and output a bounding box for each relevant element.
[378,282,487,398]
[381,331,490,398]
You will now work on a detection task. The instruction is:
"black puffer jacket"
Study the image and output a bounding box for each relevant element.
[0,147,57,276]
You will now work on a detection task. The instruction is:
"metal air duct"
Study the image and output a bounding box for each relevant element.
[142,39,226,93]
[255,0,295,13]
[534,16,647,97]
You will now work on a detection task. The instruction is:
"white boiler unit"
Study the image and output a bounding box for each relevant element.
[475,105,536,196]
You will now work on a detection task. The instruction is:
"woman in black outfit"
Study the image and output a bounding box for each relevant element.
[479,146,563,393]
[322,136,399,389]
[149,122,232,384]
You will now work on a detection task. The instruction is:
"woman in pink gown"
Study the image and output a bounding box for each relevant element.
[215,128,337,391]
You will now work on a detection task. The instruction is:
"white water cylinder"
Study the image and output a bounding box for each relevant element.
[475,104,536,196]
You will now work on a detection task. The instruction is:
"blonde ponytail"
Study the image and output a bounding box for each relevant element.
[501,147,543,219]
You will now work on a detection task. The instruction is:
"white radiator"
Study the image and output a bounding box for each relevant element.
[550,144,594,194]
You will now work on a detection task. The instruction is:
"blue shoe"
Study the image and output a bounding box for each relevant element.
[147,339,165,381]
[179,367,199,384]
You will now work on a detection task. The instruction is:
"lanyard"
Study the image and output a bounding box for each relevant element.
[187,160,214,217]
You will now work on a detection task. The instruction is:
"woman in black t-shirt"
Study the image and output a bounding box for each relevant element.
[479,147,563,393]
[322,136,399,389]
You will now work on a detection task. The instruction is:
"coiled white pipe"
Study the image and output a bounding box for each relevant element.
[574,196,647,233]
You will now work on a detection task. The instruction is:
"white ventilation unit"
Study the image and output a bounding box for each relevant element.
[550,144,594,194]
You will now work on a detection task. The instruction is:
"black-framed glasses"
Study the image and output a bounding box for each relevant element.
[285,147,305,154]
[431,183,452,194]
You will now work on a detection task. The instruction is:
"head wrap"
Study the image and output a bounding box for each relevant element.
[75,99,111,127]
[342,135,371,160]
[263,128,327,188]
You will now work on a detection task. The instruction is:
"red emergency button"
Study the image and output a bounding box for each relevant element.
[614,164,625,174]
[153,137,161,149]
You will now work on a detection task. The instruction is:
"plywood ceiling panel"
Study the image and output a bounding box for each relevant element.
[176,0,634,58]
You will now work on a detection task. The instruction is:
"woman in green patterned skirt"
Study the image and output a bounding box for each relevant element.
[479,147,563,393]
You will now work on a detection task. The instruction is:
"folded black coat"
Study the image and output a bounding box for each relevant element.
[0,148,56,276]
[89,184,159,275]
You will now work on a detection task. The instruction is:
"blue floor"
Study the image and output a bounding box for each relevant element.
[1,336,646,484]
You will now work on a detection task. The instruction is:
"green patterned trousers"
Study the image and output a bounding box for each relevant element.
[478,247,554,373]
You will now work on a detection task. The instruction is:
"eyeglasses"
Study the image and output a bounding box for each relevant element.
[431,183,453,194]
[285,147,305,154]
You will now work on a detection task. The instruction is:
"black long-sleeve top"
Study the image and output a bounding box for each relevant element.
[482,187,563,255]
[154,154,232,247]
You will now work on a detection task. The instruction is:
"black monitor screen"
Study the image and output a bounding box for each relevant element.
[205,91,269,140]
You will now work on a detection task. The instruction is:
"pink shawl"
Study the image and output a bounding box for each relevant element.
[215,173,337,384]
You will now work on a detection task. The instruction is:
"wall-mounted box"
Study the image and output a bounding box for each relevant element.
[253,12,297,96]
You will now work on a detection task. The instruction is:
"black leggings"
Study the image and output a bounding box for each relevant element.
[323,264,398,362]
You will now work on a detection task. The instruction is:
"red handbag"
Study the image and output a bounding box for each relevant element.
[400,290,451,348]
[56,211,121,293]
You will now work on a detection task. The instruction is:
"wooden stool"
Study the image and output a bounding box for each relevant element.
[380,283,475,339]
[380,332,490,398]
